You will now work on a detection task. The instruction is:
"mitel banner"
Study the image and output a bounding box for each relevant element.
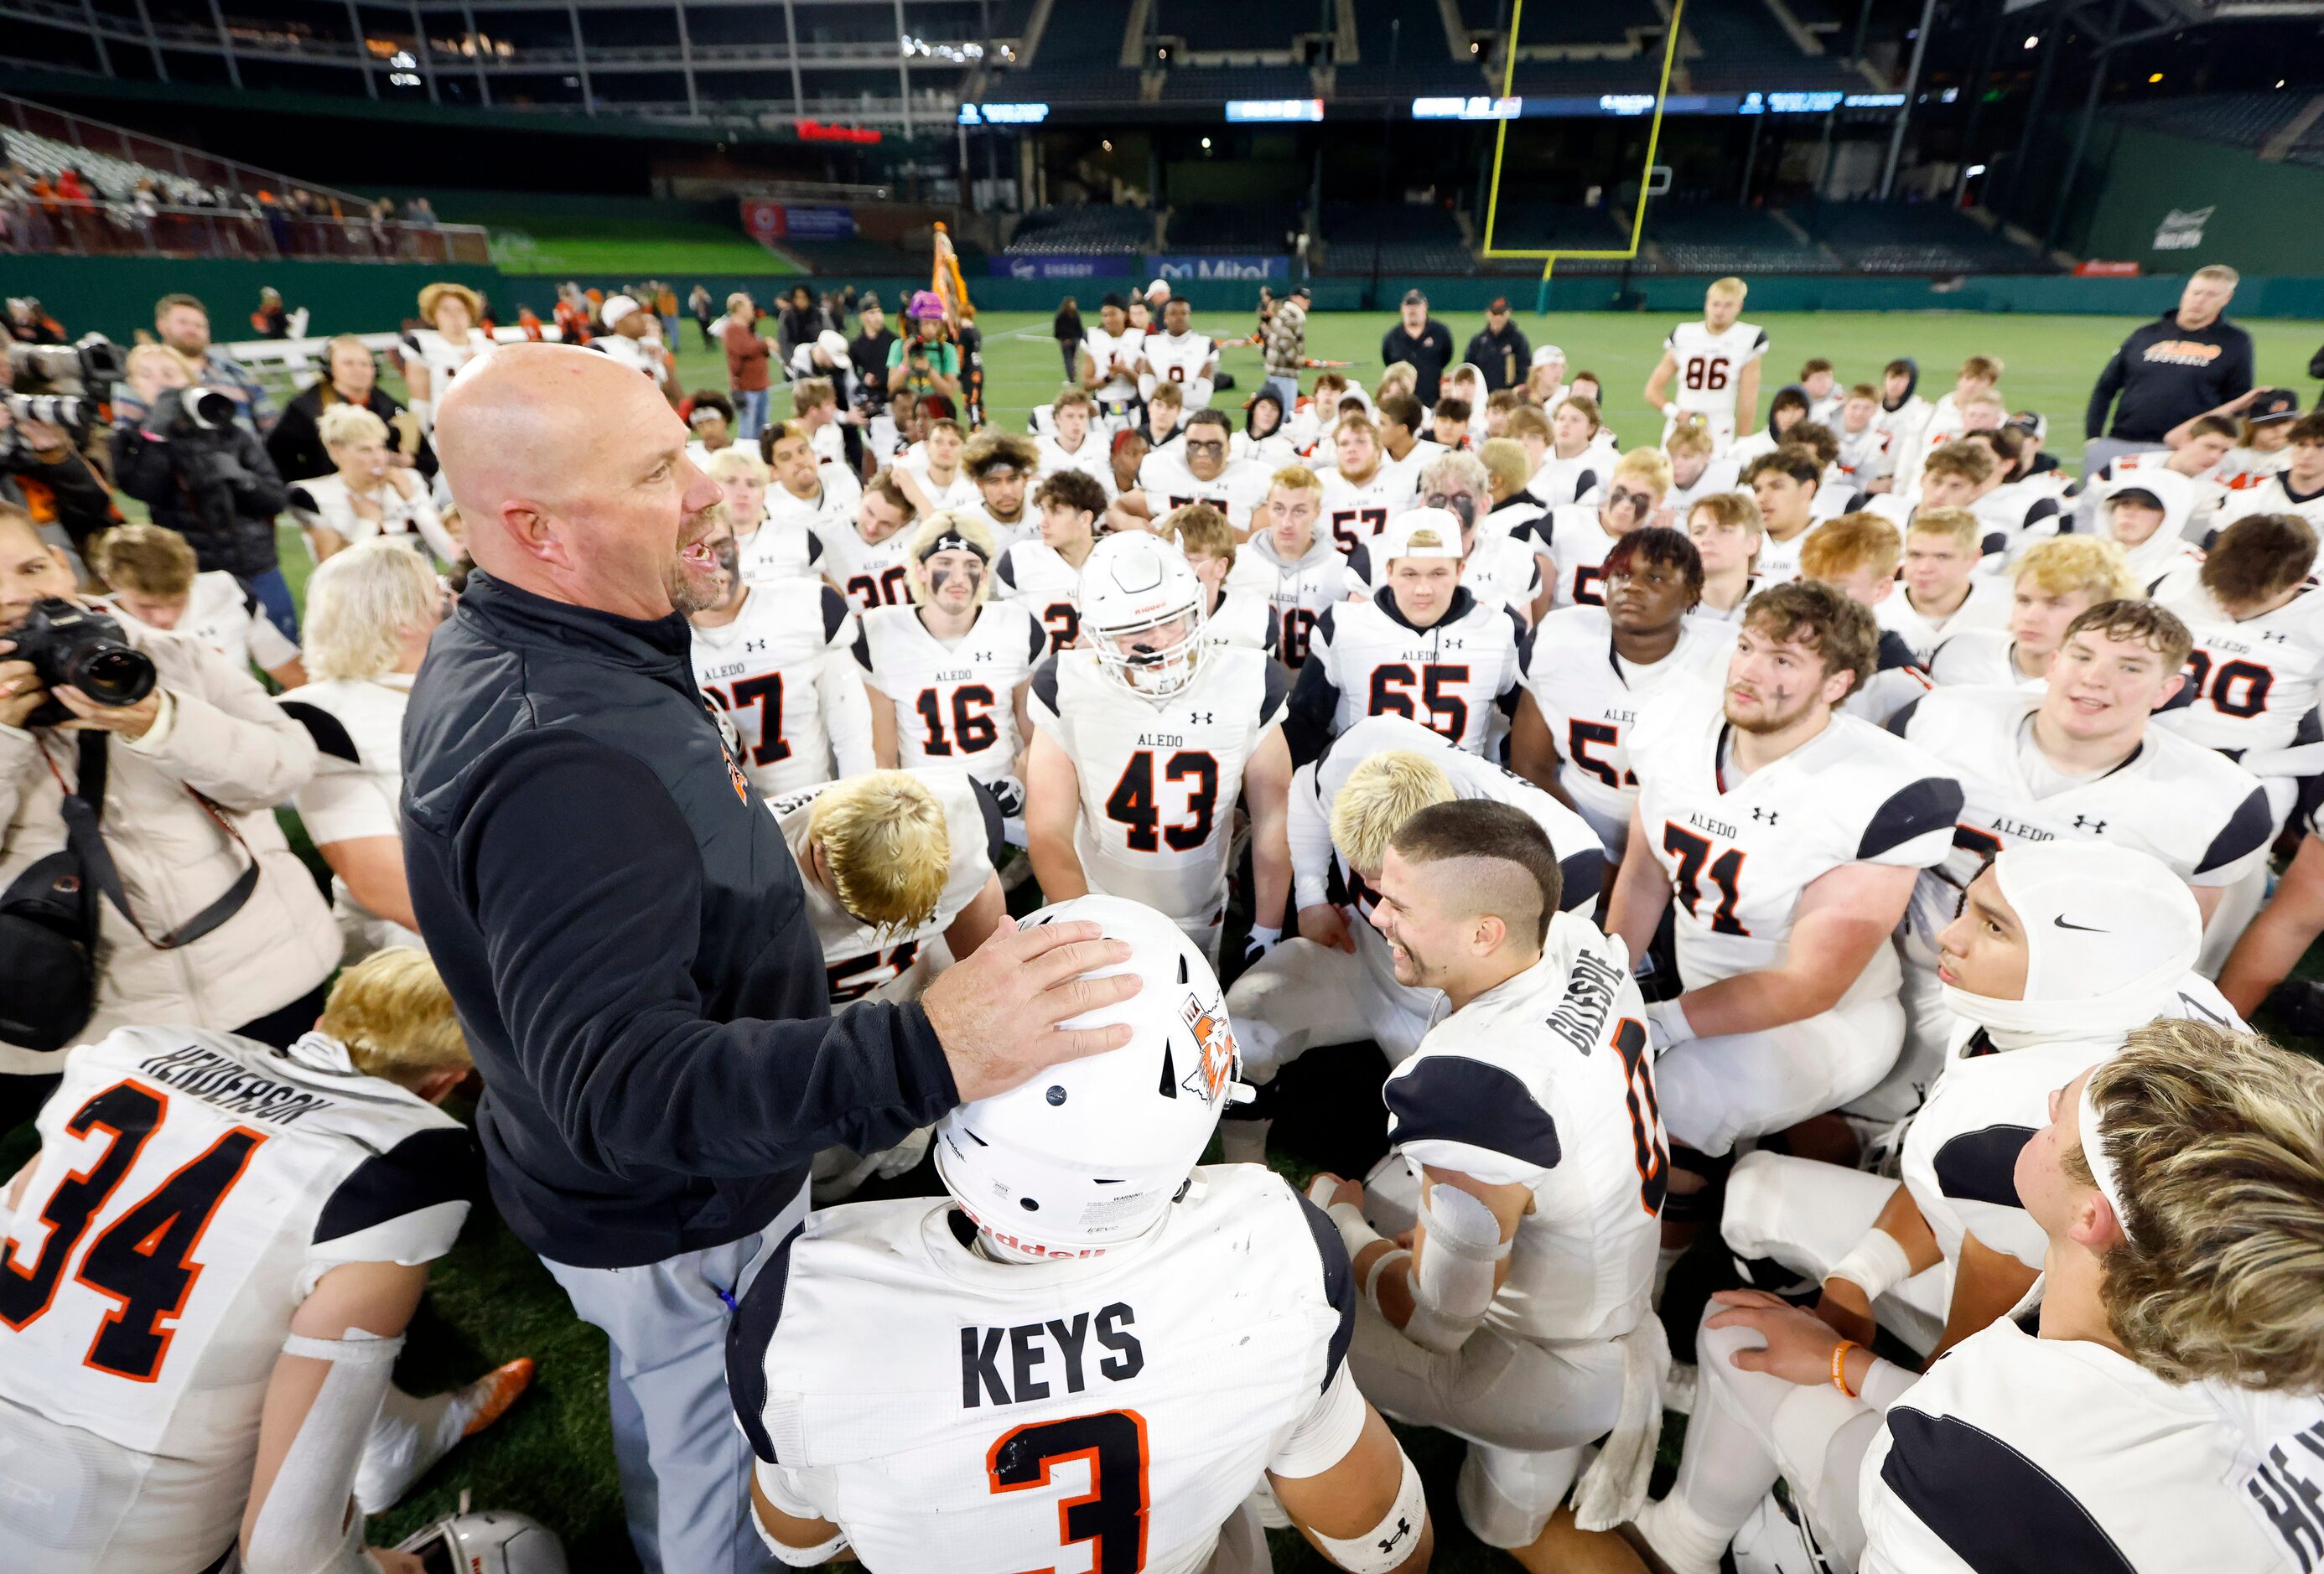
[1149,255,1289,282]
[739,200,858,241]
[990,255,1133,280]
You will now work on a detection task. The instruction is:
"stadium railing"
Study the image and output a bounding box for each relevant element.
[0,197,490,266]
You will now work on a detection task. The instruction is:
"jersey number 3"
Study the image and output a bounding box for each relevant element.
[0,1081,264,1381]
[987,1409,1150,1574]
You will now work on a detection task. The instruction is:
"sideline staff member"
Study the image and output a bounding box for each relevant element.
[405,344,1139,1574]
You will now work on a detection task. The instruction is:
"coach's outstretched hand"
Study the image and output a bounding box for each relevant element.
[921,917,1141,1102]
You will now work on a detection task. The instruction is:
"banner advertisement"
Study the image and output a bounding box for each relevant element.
[989,255,1133,279]
[740,200,858,241]
[1149,255,1290,281]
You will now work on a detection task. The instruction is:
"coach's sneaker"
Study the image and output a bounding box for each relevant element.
[355,1359,536,1512]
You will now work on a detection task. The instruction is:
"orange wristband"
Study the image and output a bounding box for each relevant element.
[1831,1339,1860,1398]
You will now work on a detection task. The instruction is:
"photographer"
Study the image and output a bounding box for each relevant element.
[0,401,116,562]
[112,344,298,639]
[0,500,335,1077]
[266,333,434,484]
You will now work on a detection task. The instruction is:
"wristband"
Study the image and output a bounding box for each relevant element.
[1326,1200,1385,1264]
[1830,1338,1860,1399]
[1826,1229,1915,1302]
[1646,996,1695,1048]
[1661,401,1680,420]
[1363,1247,1411,1308]
[1248,924,1281,952]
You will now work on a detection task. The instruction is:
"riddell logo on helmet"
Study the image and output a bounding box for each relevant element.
[1180,997,1237,1105]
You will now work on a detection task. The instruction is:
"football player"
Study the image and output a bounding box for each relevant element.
[960,429,1040,554]
[1372,394,1443,479]
[1117,407,1273,536]
[1684,490,1764,622]
[1657,420,1742,527]
[860,511,1045,810]
[1031,386,1114,493]
[1796,512,1935,727]
[1310,800,1666,1555]
[1832,381,1894,491]
[1139,381,1188,453]
[1543,1017,2324,1574]
[729,895,1435,1574]
[2157,511,2324,776]
[995,468,1106,655]
[1477,437,1549,542]
[1517,397,1611,509]
[1159,502,1279,655]
[1137,294,1218,410]
[2212,409,2324,531]
[1644,277,1768,456]
[1286,509,1527,763]
[1349,451,1543,625]
[1025,534,1293,964]
[1509,527,1737,857]
[706,446,825,585]
[1741,446,1823,584]
[764,418,863,568]
[1222,717,1605,1162]
[1927,535,2139,689]
[1528,447,1672,615]
[94,523,307,690]
[0,950,532,1574]
[2207,386,2301,492]
[1317,412,1419,556]
[1952,427,2065,559]
[1874,506,2010,664]
[895,417,979,515]
[1891,353,2000,496]
[1232,464,1357,671]
[1075,291,1145,431]
[1892,600,2273,1111]
[819,467,920,614]
[789,376,850,470]
[1606,582,1961,1247]
[687,505,874,795]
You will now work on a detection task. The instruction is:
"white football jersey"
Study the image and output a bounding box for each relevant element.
[279,675,422,955]
[1228,535,1357,671]
[1752,522,1818,586]
[1875,578,2012,665]
[858,600,1045,787]
[1031,646,1289,935]
[960,503,1040,557]
[2213,443,2292,494]
[2211,1382,2324,1574]
[1202,586,1277,655]
[1533,505,1628,610]
[729,1165,1366,1574]
[2211,471,2324,533]
[1318,463,1418,555]
[1299,588,1526,756]
[993,539,1088,655]
[1925,629,2043,691]
[691,579,861,794]
[1345,531,1542,621]
[1520,609,1738,849]
[1033,431,1114,494]
[1895,686,2275,968]
[737,516,827,585]
[766,469,862,543]
[398,326,490,397]
[896,453,979,513]
[106,571,298,678]
[1139,329,1217,405]
[1383,914,1660,1345]
[2156,580,2324,754]
[766,766,999,1006]
[1139,452,1273,536]
[1664,318,1770,424]
[1627,682,1960,996]
[820,522,916,614]
[0,1028,471,1572]
[1080,325,1147,412]
[1663,458,1744,521]
[1858,1319,2291,1574]
[1528,450,1610,510]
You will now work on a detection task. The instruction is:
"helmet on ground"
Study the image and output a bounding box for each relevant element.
[394,1508,568,1574]
[934,895,1242,1256]
[1079,532,1209,697]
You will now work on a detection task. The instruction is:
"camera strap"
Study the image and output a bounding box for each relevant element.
[51,731,261,952]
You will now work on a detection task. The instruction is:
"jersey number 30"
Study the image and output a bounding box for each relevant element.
[987,1409,1150,1574]
[0,1081,263,1381]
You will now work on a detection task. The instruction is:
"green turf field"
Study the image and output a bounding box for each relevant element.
[54,304,2324,1571]
[489,226,801,277]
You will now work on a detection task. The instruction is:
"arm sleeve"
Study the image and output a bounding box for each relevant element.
[293,757,398,847]
[2085,345,2128,440]
[457,736,959,1176]
[818,649,877,779]
[1268,1361,1370,1481]
[1286,763,1335,909]
[405,490,460,565]
[262,403,310,480]
[109,424,174,505]
[1284,639,1342,769]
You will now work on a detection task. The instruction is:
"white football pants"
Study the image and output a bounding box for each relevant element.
[1226,937,1439,1082]
[1657,990,1904,1157]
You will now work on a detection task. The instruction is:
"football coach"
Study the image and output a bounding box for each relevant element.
[402,343,1140,1574]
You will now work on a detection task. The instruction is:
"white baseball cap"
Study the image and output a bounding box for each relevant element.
[599,295,641,329]
[817,329,850,362]
[1145,278,1171,300]
[1531,344,1566,368]
[1377,507,1466,563]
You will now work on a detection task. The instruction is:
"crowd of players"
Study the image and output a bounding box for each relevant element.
[3,266,2323,1574]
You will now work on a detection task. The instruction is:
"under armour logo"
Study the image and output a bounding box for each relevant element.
[2262,629,2290,643]
[745,639,768,653]
[1191,712,1214,724]
[2072,815,2107,832]
[1751,807,1779,825]
[1378,1517,1414,1554]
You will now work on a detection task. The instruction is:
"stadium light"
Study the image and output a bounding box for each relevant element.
[1965,163,1987,177]
[2023,34,2037,48]
[1200,136,1212,149]
[2149,71,2164,82]
[1225,100,1324,122]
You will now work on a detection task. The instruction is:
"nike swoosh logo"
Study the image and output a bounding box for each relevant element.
[2053,916,2107,932]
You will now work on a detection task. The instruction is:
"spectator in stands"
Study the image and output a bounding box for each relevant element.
[268,333,433,485]
[848,295,896,406]
[114,293,274,434]
[114,344,298,639]
[0,499,335,1074]
[723,292,773,443]
[2086,263,2254,476]
[1381,288,1455,401]
[1054,295,1084,383]
[288,404,459,566]
[0,401,116,562]
[1465,296,1532,394]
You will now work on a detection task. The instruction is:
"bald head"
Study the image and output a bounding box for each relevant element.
[433,342,724,621]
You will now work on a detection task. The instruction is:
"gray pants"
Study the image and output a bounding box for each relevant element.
[543,1184,808,1574]
[2079,435,2170,483]
[1265,374,1302,413]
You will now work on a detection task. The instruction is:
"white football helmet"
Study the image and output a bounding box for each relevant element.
[396,1506,568,1573]
[935,894,1243,1255]
[1079,532,1209,697]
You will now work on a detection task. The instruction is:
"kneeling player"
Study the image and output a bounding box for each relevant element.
[1025,533,1294,964]
[730,895,1434,1574]
[1606,582,1961,1245]
[1222,714,1606,1162]
[0,951,537,1574]
[1312,800,1667,1556]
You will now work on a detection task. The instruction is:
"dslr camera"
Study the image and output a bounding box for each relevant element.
[3,331,127,439]
[8,598,158,727]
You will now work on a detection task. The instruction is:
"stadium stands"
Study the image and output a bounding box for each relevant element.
[2106,91,2311,154]
[1004,205,1152,256]
[1681,0,1860,90]
[1146,7,1299,55]
[1797,201,2056,274]
[1166,202,1300,252]
[1317,199,1471,274]
[1002,3,1138,106]
[1647,202,1843,273]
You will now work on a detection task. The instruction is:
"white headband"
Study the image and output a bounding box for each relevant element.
[2078,1079,2139,1245]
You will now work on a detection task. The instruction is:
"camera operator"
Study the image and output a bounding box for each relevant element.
[112,344,298,641]
[267,333,435,484]
[0,401,115,563]
[0,500,335,1079]
[112,293,274,434]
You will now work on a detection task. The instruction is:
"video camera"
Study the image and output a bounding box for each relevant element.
[4,333,127,437]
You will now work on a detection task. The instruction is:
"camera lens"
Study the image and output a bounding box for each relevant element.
[69,645,158,707]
